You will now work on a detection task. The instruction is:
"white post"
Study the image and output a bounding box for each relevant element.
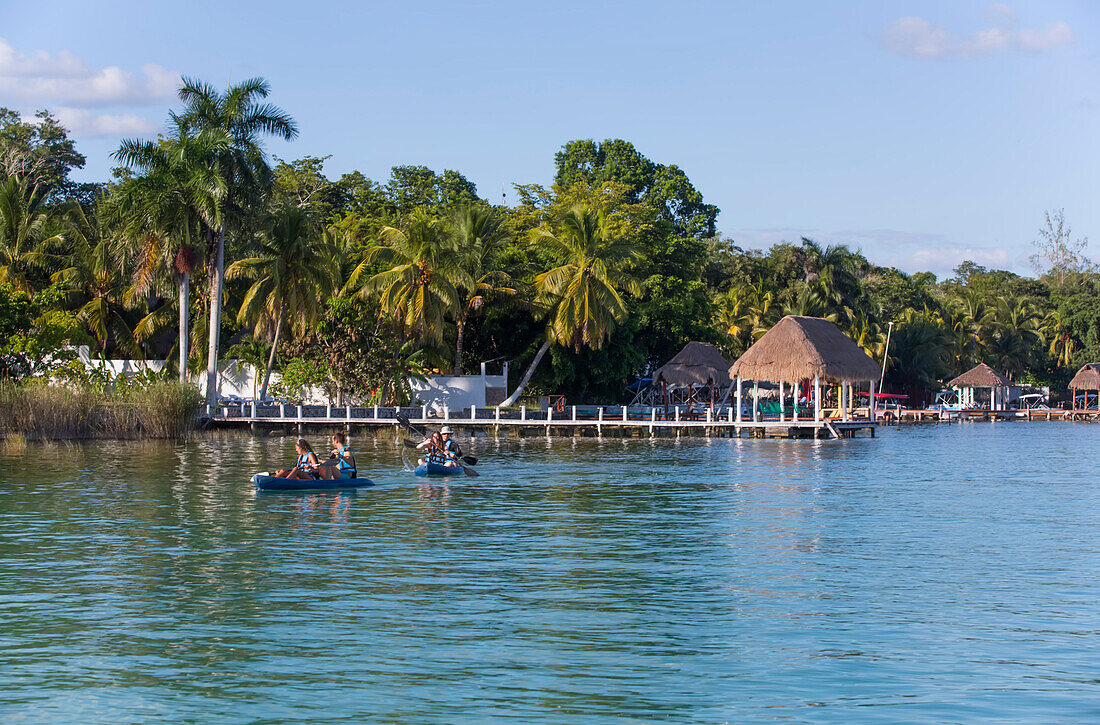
[279,403,285,419]
[421,404,427,420]
[572,405,577,422]
[779,381,785,422]
[346,405,351,420]
[471,404,477,420]
[728,406,733,423]
[598,406,604,422]
[753,382,759,422]
[622,405,627,422]
[841,382,849,421]
[870,380,876,423]
[547,406,552,424]
[652,408,657,423]
[707,407,712,423]
[495,406,501,421]
[241,402,246,418]
[296,405,302,421]
[814,376,821,422]
[373,404,378,419]
[735,375,742,423]
[444,405,450,421]
[326,403,332,418]
[521,405,526,421]
[793,381,799,422]
[675,406,680,422]
[251,402,256,419]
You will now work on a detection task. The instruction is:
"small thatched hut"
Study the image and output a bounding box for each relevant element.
[1068,363,1100,411]
[729,315,881,423]
[946,363,1011,410]
[652,341,732,412]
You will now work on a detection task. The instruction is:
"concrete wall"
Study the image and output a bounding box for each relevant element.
[409,373,508,413]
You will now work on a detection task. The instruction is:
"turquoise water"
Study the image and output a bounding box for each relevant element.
[1,424,1099,722]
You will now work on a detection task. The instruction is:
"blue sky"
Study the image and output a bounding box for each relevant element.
[1,1,1096,276]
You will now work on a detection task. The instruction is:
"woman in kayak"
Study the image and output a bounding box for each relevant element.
[273,438,320,479]
[416,429,459,467]
[317,432,357,480]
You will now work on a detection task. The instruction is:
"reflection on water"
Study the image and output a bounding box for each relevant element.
[1,424,1099,722]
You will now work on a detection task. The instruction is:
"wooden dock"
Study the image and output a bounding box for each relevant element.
[202,403,878,439]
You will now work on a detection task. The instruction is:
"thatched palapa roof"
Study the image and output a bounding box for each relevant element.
[1068,363,1100,390]
[946,362,1011,388]
[653,341,732,387]
[728,315,881,384]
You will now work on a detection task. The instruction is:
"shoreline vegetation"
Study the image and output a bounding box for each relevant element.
[0,380,202,441]
[2,78,1099,435]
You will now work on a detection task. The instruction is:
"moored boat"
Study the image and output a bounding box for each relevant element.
[252,473,375,491]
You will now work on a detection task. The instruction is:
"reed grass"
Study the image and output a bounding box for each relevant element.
[0,381,203,440]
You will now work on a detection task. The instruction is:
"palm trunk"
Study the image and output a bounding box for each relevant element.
[259,304,284,401]
[454,318,466,375]
[499,339,551,407]
[178,271,190,384]
[204,226,225,406]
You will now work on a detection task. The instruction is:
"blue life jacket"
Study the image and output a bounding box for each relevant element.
[336,445,357,478]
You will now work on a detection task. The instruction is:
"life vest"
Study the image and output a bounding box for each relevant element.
[336,445,357,478]
[426,442,448,465]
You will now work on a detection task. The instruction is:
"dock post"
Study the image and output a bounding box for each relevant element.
[496,406,501,421]
[622,405,627,422]
[599,406,604,422]
[779,381,785,422]
[373,405,378,420]
[735,375,742,423]
[869,381,876,423]
[251,401,257,419]
[521,406,526,421]
[280,403,285,419]
[471,404,477,422]
[813,376,821,422]
[422,404,427,422]
[752,382,759,422]
[546,405,552,436]
[326,403,332,418]
[650,407,656,436]
[572,405,577,423]
[675,406,680,422]
[841,383,849,422]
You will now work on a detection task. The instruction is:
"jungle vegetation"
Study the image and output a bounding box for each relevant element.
[1,82,1097,408]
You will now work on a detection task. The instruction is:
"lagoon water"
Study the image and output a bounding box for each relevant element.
[1,423,1099,722]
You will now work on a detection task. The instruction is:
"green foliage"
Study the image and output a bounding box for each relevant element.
[0,108,87,200]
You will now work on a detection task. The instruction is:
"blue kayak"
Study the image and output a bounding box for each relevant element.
[414,462,464,477]
[252,473,375,491]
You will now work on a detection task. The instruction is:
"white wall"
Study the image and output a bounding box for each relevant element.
[409,373,508,413]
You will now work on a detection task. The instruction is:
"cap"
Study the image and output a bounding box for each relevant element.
[440,426,453,434]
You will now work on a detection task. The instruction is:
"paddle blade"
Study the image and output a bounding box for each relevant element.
[462,465,479,477]
[461,455,478,465]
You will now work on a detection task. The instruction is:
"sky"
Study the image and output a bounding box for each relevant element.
[1,1,1096,277]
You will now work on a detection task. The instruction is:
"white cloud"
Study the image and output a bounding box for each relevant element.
[904,246,1011,275]
[881,5,1073,58]
[50,107,157,138]
[0,37,180,107]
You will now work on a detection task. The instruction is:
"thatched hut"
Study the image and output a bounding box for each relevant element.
[946,363,1011,410]
[729,315,882,423]
[653,342,732,411]
[1068,363,1100,411]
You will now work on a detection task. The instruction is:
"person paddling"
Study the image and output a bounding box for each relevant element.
[317,432,357,480]
[273,438,320,479]
[416,429,458,467]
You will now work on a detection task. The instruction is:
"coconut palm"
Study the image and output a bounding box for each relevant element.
[170,76,299,405]
[111,129,227,381]
[1043,309,1076,367]
[0,175,65,293]
[500,205,639,407]
[51,205,136,356]
[451,205,515,374]
[353,209,470,347]
[226,206,336,400]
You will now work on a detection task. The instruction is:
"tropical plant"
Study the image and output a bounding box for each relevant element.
[451,205,515,373]
[500,204,639,406]
[226,205,336,399]
[370,340,429,406]
[224,339,270,400]
[353,208,470,348]
[0,175,65,293]
[169,76,298,405]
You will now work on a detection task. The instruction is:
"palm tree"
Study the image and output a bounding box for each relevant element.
[226,206,336,400]
[353,209,470,347]
[51,205,136,356]
[170,77,299,405]
[451,205,515,374]
[0,175,64,293]
[224,339,270,400]
[111,129,227,381]
[500,205,639,407]
[1043,309,1076,367]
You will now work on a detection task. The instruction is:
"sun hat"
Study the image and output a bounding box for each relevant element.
[440,426,452,434]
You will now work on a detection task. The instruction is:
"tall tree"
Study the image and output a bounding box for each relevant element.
[0,175,64,293]
[170,76,298,405]
[112,129,228,381]
[451,205,514,374]
[226,206,336,399]
[354,209,470,348]
[500,205,639,406]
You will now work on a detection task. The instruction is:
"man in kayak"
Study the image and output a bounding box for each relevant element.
[316,432,358,480]
[416,429,459,467]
